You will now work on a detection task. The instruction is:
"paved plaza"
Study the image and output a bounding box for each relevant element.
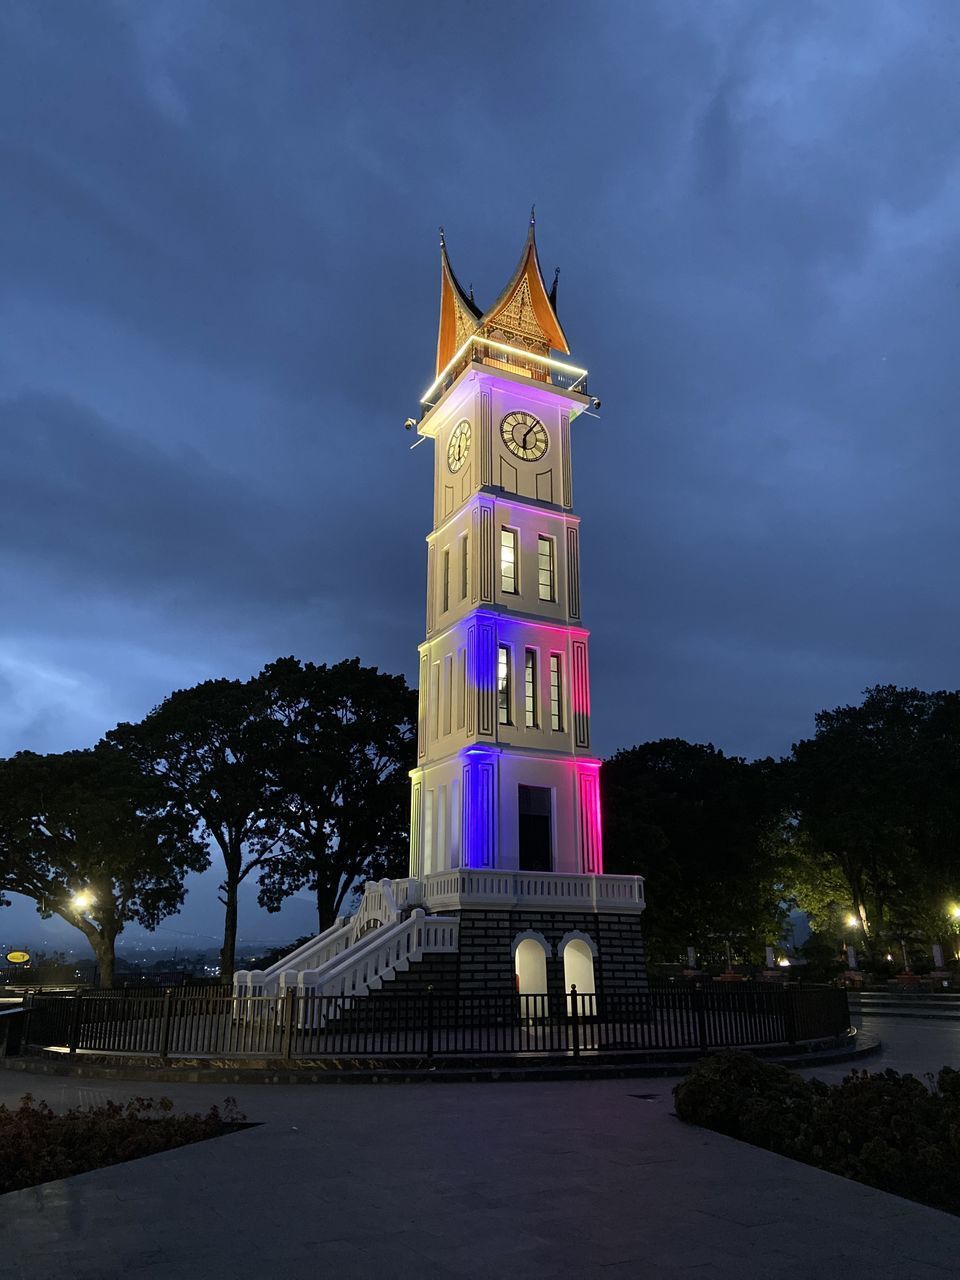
[3,1016,960,1280]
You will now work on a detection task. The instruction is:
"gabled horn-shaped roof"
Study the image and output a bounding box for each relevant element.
[436,228,483,376]
[478,210,570,355]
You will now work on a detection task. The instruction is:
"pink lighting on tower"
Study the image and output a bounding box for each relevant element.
[577,761,604,874]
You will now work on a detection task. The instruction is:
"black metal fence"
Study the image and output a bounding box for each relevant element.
[20,982,850,1062]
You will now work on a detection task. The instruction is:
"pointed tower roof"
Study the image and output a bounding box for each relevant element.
[435,228,483,376]
[478,209,570,355]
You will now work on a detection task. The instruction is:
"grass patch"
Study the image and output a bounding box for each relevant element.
[0,1094,247,1195]
[674,1050,960,1215]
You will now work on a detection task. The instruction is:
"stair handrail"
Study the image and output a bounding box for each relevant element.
[234,913,353,995]
[295,908,459,1000]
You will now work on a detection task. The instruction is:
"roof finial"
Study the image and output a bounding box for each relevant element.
[529,204,536,226]
[439,225,446,248]
[469,283,475,303]
[549,266,560,309]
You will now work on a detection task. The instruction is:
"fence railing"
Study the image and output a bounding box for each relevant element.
[20,982,850,1062]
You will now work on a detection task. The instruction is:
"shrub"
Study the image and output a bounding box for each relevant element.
[0,1094,246,1195]
[674,1053,960,1214]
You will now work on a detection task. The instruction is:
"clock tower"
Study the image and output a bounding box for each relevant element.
[405,215,647,999]
[410,213,602,882]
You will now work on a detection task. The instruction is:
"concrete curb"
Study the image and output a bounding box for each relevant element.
[0,1033,881,1085]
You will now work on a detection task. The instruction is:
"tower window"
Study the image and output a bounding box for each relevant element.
[537,536,555,602]
[460,534,469,600]
[518,785,552,873]
[524,649,538,728]
[549,654,563,731]
[497,644,512,725]
[500,528,518,595]
[442,548,450,613]
[432,661,441,739]
[457,648,466,730]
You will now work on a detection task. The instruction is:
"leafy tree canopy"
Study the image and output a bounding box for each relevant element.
[785,684,960,952]
[0,746,207,986]
[255,656,416,929]
[602,739,788,965]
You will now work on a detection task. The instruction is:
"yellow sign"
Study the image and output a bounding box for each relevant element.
[5,951,30,965]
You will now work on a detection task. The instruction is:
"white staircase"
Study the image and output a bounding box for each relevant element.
[233,878,457,1002]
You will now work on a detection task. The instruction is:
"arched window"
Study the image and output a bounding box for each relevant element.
[561,934,596,1013]
[513,935,549,996]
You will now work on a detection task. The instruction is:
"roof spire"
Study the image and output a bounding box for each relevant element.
[549,266,560,310]
[435,228,482,375]
[529,204,536,228]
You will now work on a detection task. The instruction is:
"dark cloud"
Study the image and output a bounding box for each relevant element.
[1,0,958,943]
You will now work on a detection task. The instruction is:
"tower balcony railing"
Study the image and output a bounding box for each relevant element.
[421,333,589,417]
[416,869,645,914]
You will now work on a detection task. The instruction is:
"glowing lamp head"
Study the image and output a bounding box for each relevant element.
[844,913,859,929]
[71,889,95,912]
[950,905,960,921]
[777,957,791,968]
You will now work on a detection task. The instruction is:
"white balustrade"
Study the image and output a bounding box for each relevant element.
[293,908,459,1027]
[421,869,646,914]
[234,914,354,997]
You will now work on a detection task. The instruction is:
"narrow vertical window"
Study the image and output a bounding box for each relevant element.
[537,536,555,602]
[442,548,450,613]
[457,648,466,730]
[549,654,563,731]
[460,534,469,600]
[524,649,538,728]
[443,655,453,735]
[497,644,512,725]
[500,528,518,594]
[432,661,441,739]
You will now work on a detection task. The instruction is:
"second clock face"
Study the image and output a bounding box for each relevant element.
[447,419,471,473]
[500,411,548,462]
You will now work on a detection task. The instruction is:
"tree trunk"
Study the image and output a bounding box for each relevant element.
[95,938,116,989]
[316,880,337,933]
[220,877,238,982]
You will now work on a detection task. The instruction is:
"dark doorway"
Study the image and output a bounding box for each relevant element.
[518,785,552,872]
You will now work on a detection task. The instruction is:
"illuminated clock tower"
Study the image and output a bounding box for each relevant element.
[406,214,647,998]
[409,213,602,882]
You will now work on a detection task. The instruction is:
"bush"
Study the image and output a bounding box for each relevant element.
[674,1053,960,1213]
[0,1094,246,1195]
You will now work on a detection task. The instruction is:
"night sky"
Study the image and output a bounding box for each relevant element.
[2,2,958,949]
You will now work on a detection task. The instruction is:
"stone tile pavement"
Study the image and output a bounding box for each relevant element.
[3,1015,960,1280]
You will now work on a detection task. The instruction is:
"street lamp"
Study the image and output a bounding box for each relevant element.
[71,889,95,913]
[844,913,859,930]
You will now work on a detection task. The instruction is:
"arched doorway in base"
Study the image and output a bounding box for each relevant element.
[513,932,550,1002]
[560,933,597,1013]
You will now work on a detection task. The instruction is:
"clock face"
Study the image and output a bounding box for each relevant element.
[447,420,471,473]
[500,411,548,462]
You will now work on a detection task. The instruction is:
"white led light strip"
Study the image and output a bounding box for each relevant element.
[421,335,588,405]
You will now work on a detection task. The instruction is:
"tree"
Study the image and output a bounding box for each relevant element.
[786,685,960,960]
[602,739,788,966]
[0,747,206,987]
[255,657,416,930]
[107,677,281,979]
